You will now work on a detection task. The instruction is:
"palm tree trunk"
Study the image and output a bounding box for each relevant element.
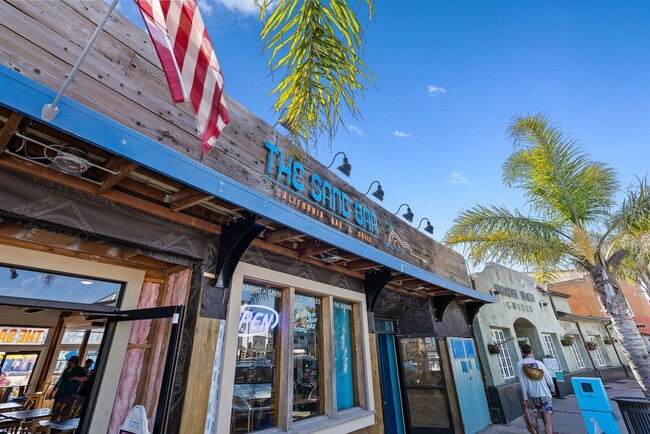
[591,266,650,397]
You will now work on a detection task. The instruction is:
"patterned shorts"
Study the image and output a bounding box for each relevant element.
[530,396,553,413]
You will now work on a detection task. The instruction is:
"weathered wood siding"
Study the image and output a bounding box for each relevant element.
[0,0,471,288]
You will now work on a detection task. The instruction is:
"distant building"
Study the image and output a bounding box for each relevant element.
[549,271,650,350]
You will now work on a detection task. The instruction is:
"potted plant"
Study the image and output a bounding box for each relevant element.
[604,337,615,345]
[586,341,598,351]
[561,334,575,346]
[487,343,501,355]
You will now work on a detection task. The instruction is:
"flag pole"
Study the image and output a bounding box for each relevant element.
[41,0,120,121]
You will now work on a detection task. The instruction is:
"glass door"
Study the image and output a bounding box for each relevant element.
[398,336,453,434]
[78,305,184,434]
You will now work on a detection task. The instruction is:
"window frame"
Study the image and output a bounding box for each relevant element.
[541,333,559,359]
[491,329,515,379]
[589,336,607,367]
[570,340,586,369]
[219,262,375,434]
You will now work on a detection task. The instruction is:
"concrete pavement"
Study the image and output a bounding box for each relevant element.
[478,378,643,434]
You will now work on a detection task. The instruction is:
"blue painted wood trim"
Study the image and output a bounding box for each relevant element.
[0,66,494,303]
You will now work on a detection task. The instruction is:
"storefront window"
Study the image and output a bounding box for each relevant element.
[227,269,369,433]
[334,300,355,411]
[0,352,39,387]
[293,292,321,421]
[231,282,281,433]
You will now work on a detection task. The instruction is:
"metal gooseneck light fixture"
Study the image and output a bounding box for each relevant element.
[363,181,384,201]
[393,203,414,223]
[326,152,351,177]
[416,218,434,235]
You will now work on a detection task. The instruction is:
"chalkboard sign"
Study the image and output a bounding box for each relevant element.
[118,405,150,434]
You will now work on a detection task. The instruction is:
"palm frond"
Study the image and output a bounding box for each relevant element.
[503,114,619,227]
[444,205,572,268]
[258,0,375,150]
[609,176,650,238]
[570,226,596,266]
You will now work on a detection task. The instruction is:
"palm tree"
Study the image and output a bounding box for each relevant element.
[445,114,650,396]
[255,0,375,150]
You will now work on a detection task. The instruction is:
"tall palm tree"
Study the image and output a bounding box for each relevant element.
[256,0,375,150]
[445,114,650,396]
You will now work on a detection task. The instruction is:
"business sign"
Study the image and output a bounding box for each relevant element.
[264,141,379,243]
[0,327,48,345]
[238,305,279,337]
[494,284,536,313]
[119,405,150,434]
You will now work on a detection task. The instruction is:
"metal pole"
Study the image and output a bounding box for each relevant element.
[41,0,120,121]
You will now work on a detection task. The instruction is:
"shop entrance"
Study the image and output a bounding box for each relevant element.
[0,261,184,434]
[79,305,184,434]
[376,320,405,434]
[398,335,452,434]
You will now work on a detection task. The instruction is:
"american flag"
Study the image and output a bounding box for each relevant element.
[135,0,229,152]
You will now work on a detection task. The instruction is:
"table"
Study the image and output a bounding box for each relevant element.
[0,403,22,413]
[41,417,79,433]
[1,407,54,421]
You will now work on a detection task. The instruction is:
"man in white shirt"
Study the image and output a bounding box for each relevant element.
[517,344,556,434]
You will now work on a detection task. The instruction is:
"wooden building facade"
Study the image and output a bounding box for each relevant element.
[0,1,494,433]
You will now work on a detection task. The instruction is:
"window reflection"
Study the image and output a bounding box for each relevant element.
[231,282,281,433]
[293,293,321,421]
[0,265,121,306]
[400,337,443,386]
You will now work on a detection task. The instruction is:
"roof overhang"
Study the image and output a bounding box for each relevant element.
[0,66,494,304]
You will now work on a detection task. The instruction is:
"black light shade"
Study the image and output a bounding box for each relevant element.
[417,218,434,234]
[364,181,384,201]
[337,157,352,177]
[393,203,414,222]
[327,152,351,177]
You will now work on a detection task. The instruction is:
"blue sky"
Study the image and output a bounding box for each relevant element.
[118,1,650,262]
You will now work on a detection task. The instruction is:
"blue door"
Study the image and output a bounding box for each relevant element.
[447,337,491,433]
[377,333,405,434]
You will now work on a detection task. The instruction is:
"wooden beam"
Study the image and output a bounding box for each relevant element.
[170,192,215,212]
[252,238,364,280]
[0,112,24,153]
[265,228,303,244]
[165,187,200,204]
[95,156,139,194]
[299,244,337,258]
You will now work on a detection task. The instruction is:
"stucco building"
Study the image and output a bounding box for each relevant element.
[472,264,629,423]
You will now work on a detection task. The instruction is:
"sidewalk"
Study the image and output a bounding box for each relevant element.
[478,378,643,434]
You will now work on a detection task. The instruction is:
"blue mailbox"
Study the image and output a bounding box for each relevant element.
[571,377,620,434]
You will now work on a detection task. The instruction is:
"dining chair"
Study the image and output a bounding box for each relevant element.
[19,420,51,434]
[0,420,21,434]
[20,399,35,411]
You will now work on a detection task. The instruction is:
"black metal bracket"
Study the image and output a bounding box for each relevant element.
[364,267,394,313]
[431,295,456,322]
[464,301,486,325]
[201,214,263,319]
[213,213,264,289]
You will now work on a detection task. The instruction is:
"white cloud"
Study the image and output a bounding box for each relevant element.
[393,130,411,138]
[427,85,447,97]
[216,0,276,15]
[445,171,470,184]
[198,0,214,16]
[347,125,363,136]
